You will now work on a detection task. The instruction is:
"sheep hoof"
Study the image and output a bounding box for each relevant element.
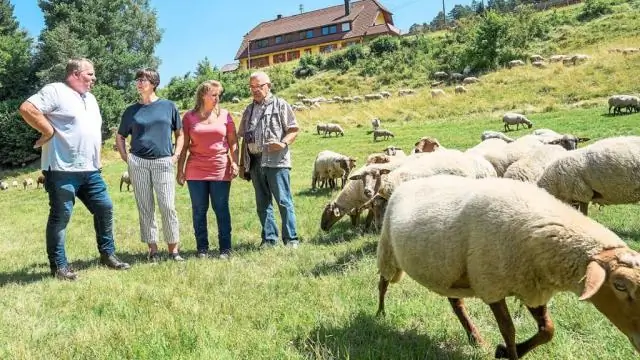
[494,344,509,359]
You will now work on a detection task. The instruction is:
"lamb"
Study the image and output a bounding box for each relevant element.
[36,174,45,189]
[538,136,640,215]
[324,123,344,137]
[120,171,131,192]
[22,178,33,189]
[503,144,567,183]
[503,112,533,132]
[431,89,446,98]
[376,174,640,358]
[311,150,357,190]
[316,123,328,135]
[320,165,375,231]
[454,85,467,94]
[480,130,514,143]
[370,118,381,130]
[412,136,442,153]
[372,129,394,142]
[382,146,406,157]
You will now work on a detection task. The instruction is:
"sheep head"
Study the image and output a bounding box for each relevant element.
[579,248,640,353]
[349,168,391,199]
[336,158,357,174]
[413,137,441,153]
[320,202,345,231]
[548,135,590,150]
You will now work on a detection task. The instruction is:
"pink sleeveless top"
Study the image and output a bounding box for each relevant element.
[183,109,235,181]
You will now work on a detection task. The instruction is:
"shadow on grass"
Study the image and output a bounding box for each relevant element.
[309,221,366,245]
[296,187,336,198]
[294,312,472,360]
[310,241,377,277]
[611,228,640,245]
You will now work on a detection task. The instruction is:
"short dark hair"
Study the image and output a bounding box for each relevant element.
[135,68,160,91]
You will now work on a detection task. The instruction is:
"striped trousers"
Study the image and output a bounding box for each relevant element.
[127,154,180,245]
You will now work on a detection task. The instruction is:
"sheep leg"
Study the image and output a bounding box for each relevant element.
[448,298,485,346]
[349,211,360,227]
[489,299,518,360]
[578,201,589,216]
[363,209,374,231]
[376,275,389,316]
[496,305,554,359]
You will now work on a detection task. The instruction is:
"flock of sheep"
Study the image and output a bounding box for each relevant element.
[313,123,640,357]
[291,88,416,112]
[0,175,44,191]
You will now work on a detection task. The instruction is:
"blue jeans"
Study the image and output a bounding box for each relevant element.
[187,180,232,254]
[249,160,298,245]
[44,170,116,271]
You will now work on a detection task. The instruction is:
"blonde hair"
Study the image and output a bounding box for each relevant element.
[194,80,224,113]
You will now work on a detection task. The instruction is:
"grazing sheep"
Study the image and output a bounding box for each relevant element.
[433,71,448,80]
[532,61,547,68]
[508,59,525,68]
[450,72,465,81]
[379,91,391,98]
[570,54,590,65]
[324,123,344,137]
[364,93,383,101]
[11,180,18,188]
[341,96,353,103]
[372,129,394,142]
[37,174,45,189]
[431,89,446,98]
[120,171,131,192]
[352,95,363,102]
[430,80,444,88]
[316,123,328,135]
[332,96,343,102]
[320,165,376,231]
[397,89,415,96]
[312,150,357,190]
[382,146,406,157]
[538,136,640,215]
[371,118,381,130]
[413,136,442,153]
[462,77,480,84]
[503,112,533,132]
[0,181,8,190]
[454,85,467,94]
[623,48,639,55]
[377,174,640,358]
[530,54,545,62]
[480,130,514,143]
[549,54,567,62]
[503,144,567,183]
[608,95,640,115]
[22,178,33,189]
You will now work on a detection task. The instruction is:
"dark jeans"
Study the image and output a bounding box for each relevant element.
[186,180,232,254]
[44,170,116,271]
[249,157,298,245]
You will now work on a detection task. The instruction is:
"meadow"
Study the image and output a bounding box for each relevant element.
[2,3,640,359]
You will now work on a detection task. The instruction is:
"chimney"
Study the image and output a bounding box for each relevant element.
[344,0,350,16]
[276,14,282,20]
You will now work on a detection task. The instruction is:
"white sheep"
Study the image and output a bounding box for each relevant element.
[454,85,467,94]
[530,54,545,62]
[364,93,383,101]
[377,174,640,357]
[503,144,567,183]
[11,180,18,188]
[397,89,415,96]
[120,171,131,192]
[538,136,640,215]
[508,59,525,68]
[532,61,547,68]
[462,77,480,84]
[503,112,533,132]
[431,89,446,98]
[371,129,394,142]
[465,138,510,158]
[379,91,392,98]
[366,153,391,165]
[311,150,357,190]
[324,123,344,137]
[480,130,514,143]
[0,181,8,190]
[480,136,546,176]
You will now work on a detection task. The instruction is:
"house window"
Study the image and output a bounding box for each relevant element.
[285,33,294,42]
[342,22,351,32]
[304,48,312,55]
[342,40,359,47]
[320,44,336,53]
[322,25,337,36]
[275,36,283,44]
[287,51,300,61]
[255,39,269,48]
[273,53,286,64]
[300,30,314,39]
[249,56,269,68]
[306,30,314,39]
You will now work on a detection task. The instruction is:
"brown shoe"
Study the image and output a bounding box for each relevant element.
[52,267,78,281]
[100,254,131,270]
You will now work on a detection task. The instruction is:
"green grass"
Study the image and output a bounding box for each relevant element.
[2,105,640,359]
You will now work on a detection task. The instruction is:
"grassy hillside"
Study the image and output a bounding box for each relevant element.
[1,1,640,359]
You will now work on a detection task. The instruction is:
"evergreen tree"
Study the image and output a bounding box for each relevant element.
[0,0,34,100]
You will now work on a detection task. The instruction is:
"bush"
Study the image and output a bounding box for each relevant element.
[369,35,400,56]
[92,84,134,140]
[578,0,614,22]
[0,99,40,167]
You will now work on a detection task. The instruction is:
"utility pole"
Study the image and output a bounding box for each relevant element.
[299,4,304,14]
[442,0,446,28]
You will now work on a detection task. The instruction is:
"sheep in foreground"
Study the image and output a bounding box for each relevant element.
[480,130,514,143]
[538,136,640,215]
[324,123,344,137]
[465,138,510,158]
[120,171,131,192]
[372,129,394,142]
[503,144,567,183]
[503,112,533,132]
[480,136,546,176]
[312,150,357,190]
[320,165,374,231]
[22,178,33,189]
[377,175,640,358]
[412,136,442,153]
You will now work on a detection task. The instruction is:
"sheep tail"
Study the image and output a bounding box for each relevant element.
[377,214,404,284]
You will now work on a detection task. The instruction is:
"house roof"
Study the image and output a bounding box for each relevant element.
[220,62,239,73]
[235,0,399,60]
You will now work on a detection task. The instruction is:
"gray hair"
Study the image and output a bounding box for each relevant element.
[250,71,271,84]
[65,58,94,77]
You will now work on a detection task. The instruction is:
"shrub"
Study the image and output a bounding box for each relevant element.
[578,0,614,22]
[0,99,40,167]
[369,35,400,56]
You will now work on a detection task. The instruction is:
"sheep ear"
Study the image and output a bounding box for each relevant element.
[349,174,362,180]
[578,137,591,143]
[579,261,607,301]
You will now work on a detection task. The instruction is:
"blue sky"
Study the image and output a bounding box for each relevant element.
[10,0,473,82]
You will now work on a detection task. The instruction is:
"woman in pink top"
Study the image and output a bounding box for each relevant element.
[177,80,239,259]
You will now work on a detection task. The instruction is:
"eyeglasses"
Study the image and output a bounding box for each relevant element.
[135,78,149,83]
[249,83,268,90]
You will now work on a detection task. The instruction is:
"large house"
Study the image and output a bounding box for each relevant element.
[234,0,401,69]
